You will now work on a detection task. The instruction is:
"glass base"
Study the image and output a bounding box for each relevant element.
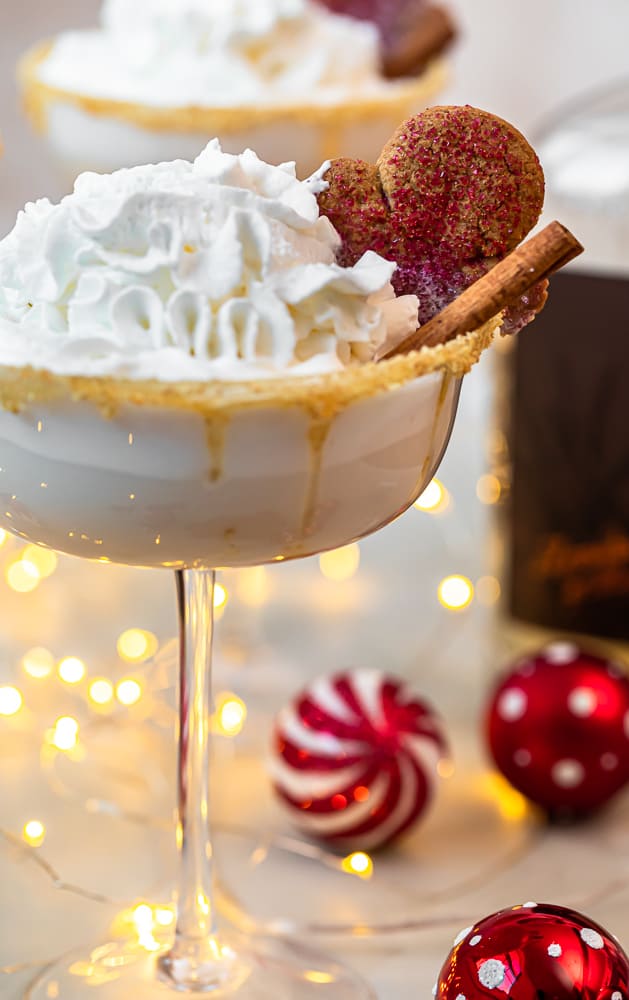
[26,934,375,998]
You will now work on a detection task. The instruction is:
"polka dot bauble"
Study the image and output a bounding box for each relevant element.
[486,643,629,817]
[435,903,629,999]
[270,668,448,850]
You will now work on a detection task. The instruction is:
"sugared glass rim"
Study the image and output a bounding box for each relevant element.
[20,40,448,135]
[0,316,499,418]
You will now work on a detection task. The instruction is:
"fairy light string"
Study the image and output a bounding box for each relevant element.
[2,478,627,983]
[3,804,629,972]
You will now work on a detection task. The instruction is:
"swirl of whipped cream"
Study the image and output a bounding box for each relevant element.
[0,141,419,381]
[37,0,387,108]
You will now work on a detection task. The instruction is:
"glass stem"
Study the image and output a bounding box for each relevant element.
[158,568,231,991]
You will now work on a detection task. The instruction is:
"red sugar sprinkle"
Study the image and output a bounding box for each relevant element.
[317,106,545,322]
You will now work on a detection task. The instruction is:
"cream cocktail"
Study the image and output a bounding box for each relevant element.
[0,142,488,569]
[20,0,451,180]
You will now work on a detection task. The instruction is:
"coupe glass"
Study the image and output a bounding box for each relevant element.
[0,317,495,998]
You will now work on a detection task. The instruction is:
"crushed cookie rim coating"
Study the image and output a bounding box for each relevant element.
[0,315,500,419]
[20,40,449,135]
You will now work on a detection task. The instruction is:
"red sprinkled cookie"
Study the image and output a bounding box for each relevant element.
[317,105,546,328]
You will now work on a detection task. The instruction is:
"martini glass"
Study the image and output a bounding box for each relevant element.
[0,315,496,998]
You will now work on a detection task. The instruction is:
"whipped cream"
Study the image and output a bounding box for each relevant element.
[37,0,391,108]
[0,142,419,382]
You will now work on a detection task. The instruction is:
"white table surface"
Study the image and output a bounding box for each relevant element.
[1,4,629,996]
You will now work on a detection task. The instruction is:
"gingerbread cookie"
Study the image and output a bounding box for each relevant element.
[381,4,457,79]
[316,0,456,79]
[317,105,546,328]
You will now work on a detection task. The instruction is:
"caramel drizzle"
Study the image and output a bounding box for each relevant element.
[299,414,334,544]
[204,416,227,483]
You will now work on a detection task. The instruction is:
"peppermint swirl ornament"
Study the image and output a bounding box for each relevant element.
[435,903,629,999]
[486,642,629,817]
[271,668,448,850]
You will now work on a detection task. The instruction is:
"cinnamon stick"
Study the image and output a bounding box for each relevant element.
[382,221,584,358]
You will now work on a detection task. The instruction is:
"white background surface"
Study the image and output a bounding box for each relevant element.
[1,3,629,998]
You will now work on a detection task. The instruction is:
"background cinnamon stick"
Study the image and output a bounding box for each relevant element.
[383,221,584,358]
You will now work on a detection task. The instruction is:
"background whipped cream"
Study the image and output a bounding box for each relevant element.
[0,141,419,382]
[37,0,392,108]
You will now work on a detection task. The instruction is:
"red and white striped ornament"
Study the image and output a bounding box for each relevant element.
[270,669,448,851]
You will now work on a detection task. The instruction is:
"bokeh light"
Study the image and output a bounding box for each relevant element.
[341,852,374,880]
[214,693,247,737]
[22,544,58,578]
[477,474,502,505]
[6,559,40,593]
[52,716,79,751]
[155,907,174,927]
[438,575,474,611]
[413,479,449,513]
[304,972,335,985]
[22,647,55,680]
[0,686,23,716]
[23,820,46,847]
[58,657,86,685]
[482,772,529,823]
[117,629,158,664]
[116,679,142,706]
[214,583,228,610]
[133,904,160,953]
[236,567,271,607]
[89,678,115,706]
[319,543,361,582]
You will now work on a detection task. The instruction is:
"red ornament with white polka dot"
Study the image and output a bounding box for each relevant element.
[270,669,448,850]
[486,642,629,817]
[435,902,629,999]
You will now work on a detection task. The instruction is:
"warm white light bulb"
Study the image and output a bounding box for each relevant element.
[89,678,115,706]
[0,686,23,716]
[413,479,449,513]
[214,583,228,610]
[117,628,157,663]
[438,575,474,611]
[116,679,142,706]
[236,567,271,607]
[341,851,374,880]
[22,647,55,680]
[23,819,46,847]
[6,560,40,593]
[319,543,361,582]
[52,716,79,751]
[215,694,247,737]
[58,657,86,685]
[22,544,58,578]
